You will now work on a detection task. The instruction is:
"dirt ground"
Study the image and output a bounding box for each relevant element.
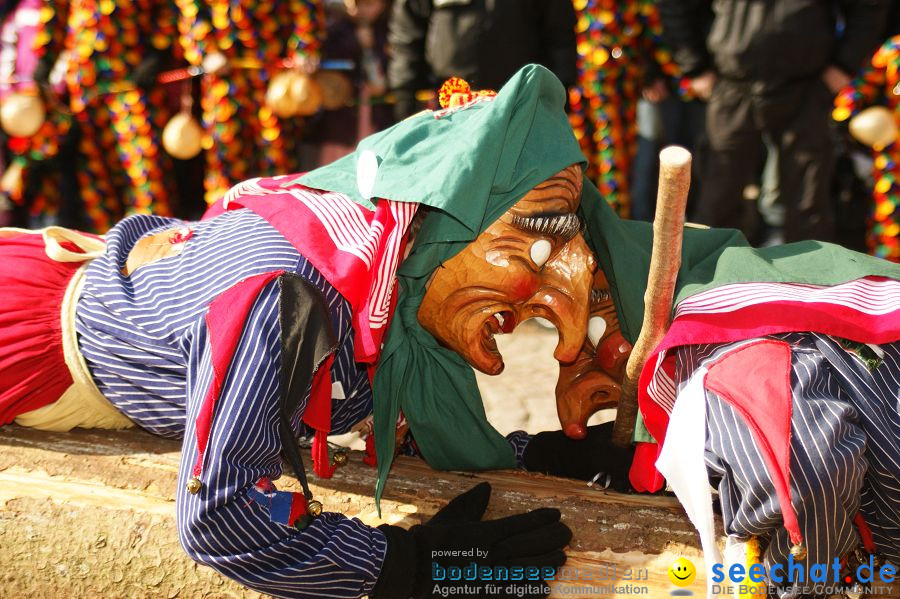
[476,320,613,436]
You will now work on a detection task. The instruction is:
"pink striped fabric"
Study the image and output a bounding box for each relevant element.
[640,276,900,445]
[219,175,418,362]
[675,277,900,318]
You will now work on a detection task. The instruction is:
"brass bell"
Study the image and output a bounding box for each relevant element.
[266,70,299,118]
[0,92,46,138]
[332,450,349,467]
[162,112,203,160]
[848,105,898,151]
[789,543,807,561]
[289,73,323,117]
[307,500,323,517]
[0,161,25,199]
[186,477,202,494]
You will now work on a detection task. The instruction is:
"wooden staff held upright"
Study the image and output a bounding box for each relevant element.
[611,146,691,448]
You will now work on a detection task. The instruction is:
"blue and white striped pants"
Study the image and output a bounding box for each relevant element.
[676,332,899,596]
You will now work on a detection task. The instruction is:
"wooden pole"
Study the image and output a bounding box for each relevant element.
[612,146,691,448]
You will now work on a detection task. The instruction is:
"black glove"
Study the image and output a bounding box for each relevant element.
[371,482,571,599]
[133,48,167,90]
[522,422,634,491]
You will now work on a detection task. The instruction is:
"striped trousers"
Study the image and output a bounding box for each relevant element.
[676,332,899,597]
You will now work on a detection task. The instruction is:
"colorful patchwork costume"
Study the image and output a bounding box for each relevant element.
[834,35,900,262]
[0,0,73,226]
[33,0,176,231]
[172,0,325,205]
[568,0,688,217]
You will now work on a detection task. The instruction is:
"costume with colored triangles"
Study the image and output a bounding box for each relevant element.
[33,0,176,231]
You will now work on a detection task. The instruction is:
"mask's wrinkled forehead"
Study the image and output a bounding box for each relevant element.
[507,164,582,213]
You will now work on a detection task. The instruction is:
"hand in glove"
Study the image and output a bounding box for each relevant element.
[371,482,571,599]
[522,422,633,491]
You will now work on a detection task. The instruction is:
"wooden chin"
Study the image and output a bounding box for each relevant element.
[417,249,511,374]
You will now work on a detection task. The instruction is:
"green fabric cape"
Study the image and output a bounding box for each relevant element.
[298,65,588,507]
[579,188,900,346]
[581,186,899,444]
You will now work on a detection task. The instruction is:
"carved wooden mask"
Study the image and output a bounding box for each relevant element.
[555,268,634,439]
[418,164,596,376]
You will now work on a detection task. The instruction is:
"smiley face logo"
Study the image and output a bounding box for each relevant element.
[668,557,696,587]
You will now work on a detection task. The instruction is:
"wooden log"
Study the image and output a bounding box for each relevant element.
[2,426,894,598]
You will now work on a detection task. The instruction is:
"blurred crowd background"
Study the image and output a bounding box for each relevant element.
[1,0,898,261]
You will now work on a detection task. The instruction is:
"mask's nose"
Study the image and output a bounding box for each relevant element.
[522,234,595,363]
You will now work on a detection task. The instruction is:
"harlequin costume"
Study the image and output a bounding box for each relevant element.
[172,0,325,205]
[33,0,176,232]
[579,194,900,597]
[0,0,73,227]
[568,0,688,217]
[834,36,900,262]
[0,66,584,597]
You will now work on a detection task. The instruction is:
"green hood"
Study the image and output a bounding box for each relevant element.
[298,64,587,507]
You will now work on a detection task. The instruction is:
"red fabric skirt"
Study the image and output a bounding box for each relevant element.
[0,231,83,424]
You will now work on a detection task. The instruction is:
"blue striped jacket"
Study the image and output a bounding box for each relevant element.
[75,210,388,598]
[74,209,531,598]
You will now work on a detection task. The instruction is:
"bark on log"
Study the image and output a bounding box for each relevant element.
[2,426,892,598]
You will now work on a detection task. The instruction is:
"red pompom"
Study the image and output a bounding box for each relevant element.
[438,76,471,108]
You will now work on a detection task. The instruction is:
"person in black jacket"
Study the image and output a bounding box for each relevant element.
[658,0,889,243]
[387,0,576,120]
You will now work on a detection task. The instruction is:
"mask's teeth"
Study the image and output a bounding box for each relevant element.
[495,312,505,329]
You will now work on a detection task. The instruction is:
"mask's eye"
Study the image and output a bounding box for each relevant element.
[588,315,607,347]
[529,239,552,268]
